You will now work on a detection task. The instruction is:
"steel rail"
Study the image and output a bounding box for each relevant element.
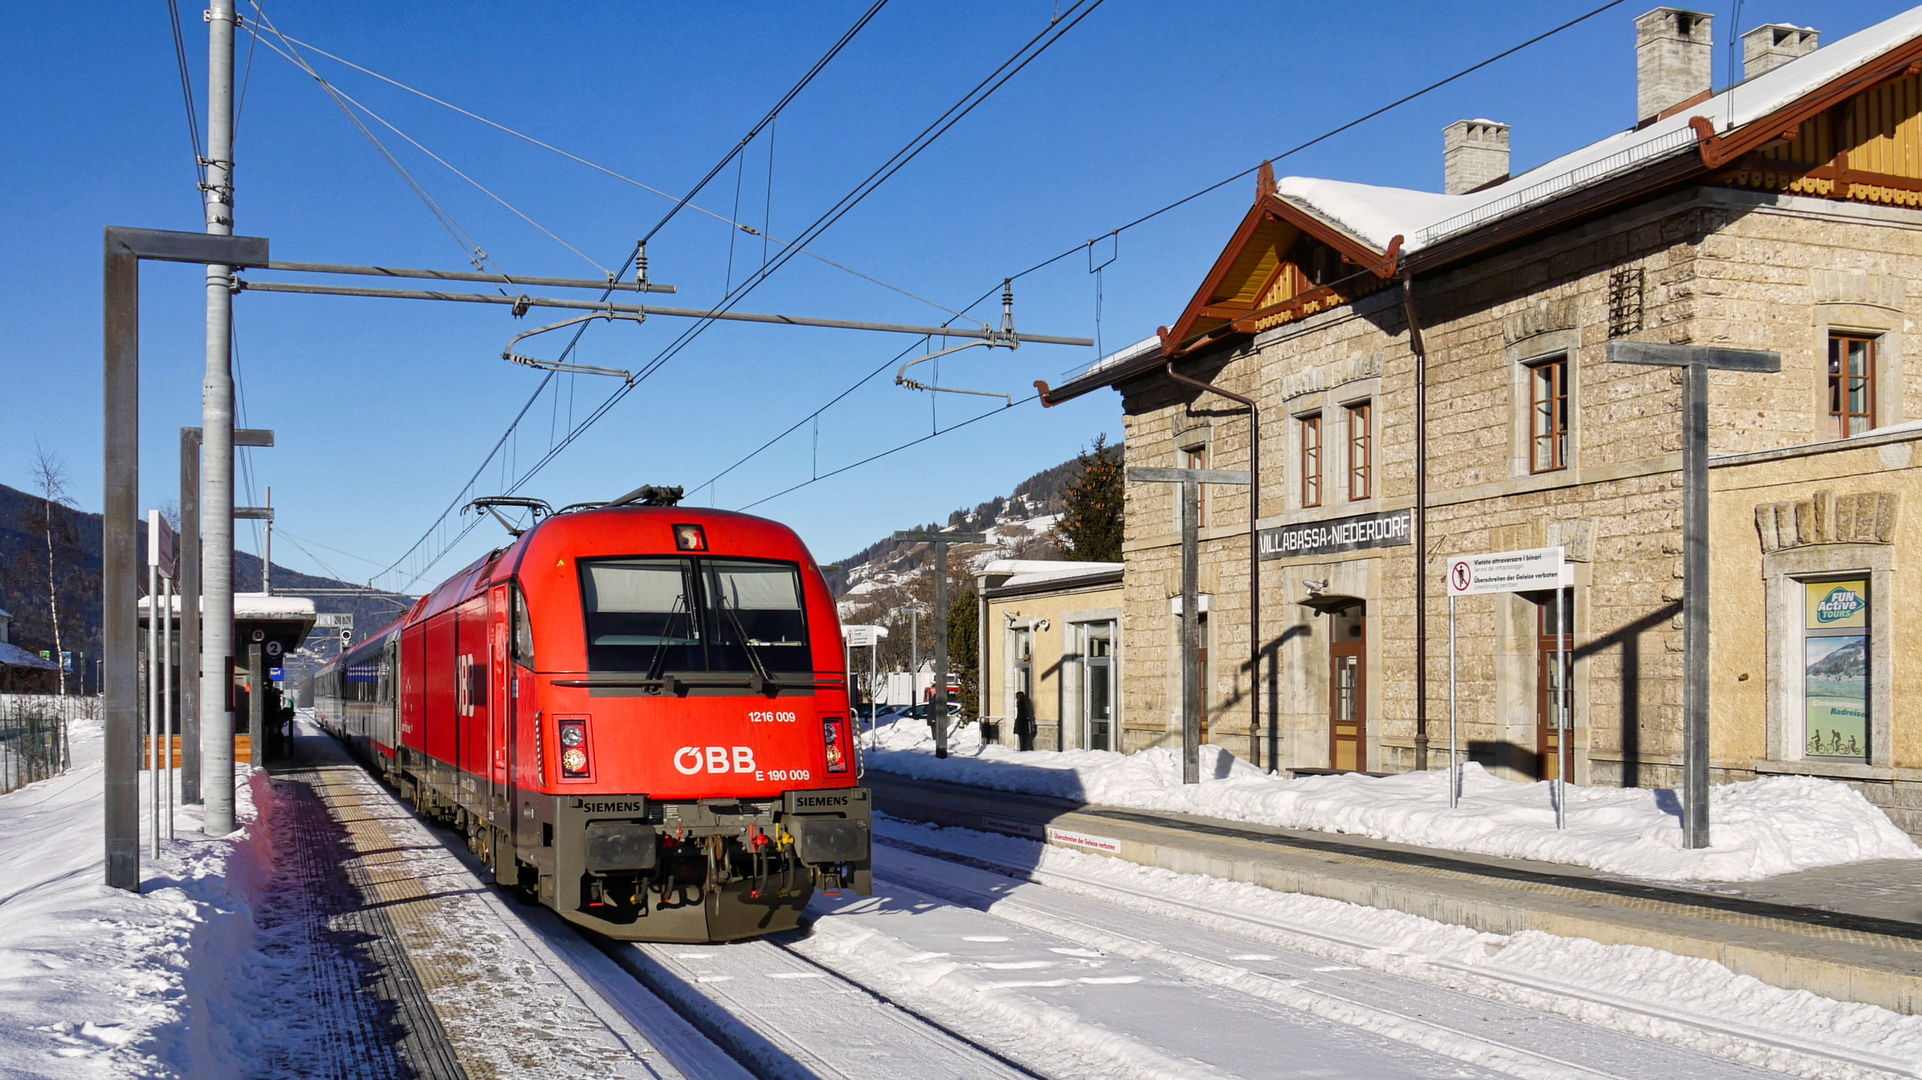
[235,279,1094,345]
[263,259,678,293]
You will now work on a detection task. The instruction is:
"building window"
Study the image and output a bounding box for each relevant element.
[1346,402,1371,500]
[1300,414,1322,508]
[1529,355,1569,473]
[1183,446,1209,527]
[1829,335,1876,437]
[1802,577,1869,760]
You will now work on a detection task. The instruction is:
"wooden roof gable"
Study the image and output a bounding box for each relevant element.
[1159,162,1402,359]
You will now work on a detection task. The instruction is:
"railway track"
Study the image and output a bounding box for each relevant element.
[867,834,1918,1080]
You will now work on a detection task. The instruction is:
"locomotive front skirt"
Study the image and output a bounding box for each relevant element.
[315,506,872,942]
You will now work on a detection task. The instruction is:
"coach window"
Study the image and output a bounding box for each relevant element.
[511,584,536,668]
[1529,355,1569,473]
[1345,401,1371,501]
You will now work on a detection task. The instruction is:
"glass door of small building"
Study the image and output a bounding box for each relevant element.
[1536,590,1573,780]
[1082,622,1114,751]
[1328,603,1366,771]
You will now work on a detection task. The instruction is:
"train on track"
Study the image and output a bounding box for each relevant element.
[314,500,871,942]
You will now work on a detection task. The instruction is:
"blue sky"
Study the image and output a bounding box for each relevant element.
[0,0,1905,590]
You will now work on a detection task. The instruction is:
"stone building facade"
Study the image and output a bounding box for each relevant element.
[1041,8,1922,830]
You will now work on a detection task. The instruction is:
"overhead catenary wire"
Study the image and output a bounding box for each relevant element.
[247,30,608,278]
[389,0,1105,584]
[258,24,963,320]
[707,0,1637,512]
[165,0,206,190]
[974,0,1634,301]
[244,2,497,271]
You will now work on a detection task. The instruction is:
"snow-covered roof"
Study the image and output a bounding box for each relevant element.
[138,592,318,621]
[982,559,1124,595]
[0,641,58,670]
[1275,6,1922,256]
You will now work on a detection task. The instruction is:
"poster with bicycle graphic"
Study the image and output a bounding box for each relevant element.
[1805,578,1868,760]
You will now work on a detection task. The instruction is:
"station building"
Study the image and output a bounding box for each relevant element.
[1040,8,1922,830]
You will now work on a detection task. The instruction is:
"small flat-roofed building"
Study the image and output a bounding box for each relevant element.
[977,559,1124,752]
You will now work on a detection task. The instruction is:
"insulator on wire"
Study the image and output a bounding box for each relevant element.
[636,242,648,286]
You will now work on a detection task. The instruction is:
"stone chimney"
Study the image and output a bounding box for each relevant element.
[1635,8,1714,124]
[1742,24,1818,80]
[1443,120,1510,195]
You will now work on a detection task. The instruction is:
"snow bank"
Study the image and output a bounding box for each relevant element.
[0,712,278,1078]
[867,720,1920,882]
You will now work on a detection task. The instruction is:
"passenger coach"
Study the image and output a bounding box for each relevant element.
[316,504,871,942]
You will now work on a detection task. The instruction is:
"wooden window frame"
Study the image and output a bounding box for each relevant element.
[1829,334,1877,438]
[1300,413,1322,508]
[1528,354,1569,474]
[1346,402,1371,501]
[1183,446,1209,527]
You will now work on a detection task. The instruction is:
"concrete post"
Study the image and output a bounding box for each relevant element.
[103,240,140,892]
[201,0,239,836]
[1181,477,1199,785]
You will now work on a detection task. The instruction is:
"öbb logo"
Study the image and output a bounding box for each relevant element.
[674,746,758,775]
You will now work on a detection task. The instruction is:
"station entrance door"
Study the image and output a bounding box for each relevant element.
[1328,603,1367,771]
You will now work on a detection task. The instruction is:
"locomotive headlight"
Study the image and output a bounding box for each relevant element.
[823,717,848,774]
[556,715,591,778]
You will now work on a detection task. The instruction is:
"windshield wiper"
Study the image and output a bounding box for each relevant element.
[645,594,689,681]
[715,592,773,690]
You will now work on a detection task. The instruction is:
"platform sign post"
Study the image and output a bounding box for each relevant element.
[1608,341,1780,849]
[844,625,888,753]
[1128,467,1252,784]
[1446,547,1574,820]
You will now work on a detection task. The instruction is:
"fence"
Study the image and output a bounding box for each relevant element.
[0,694,87,795]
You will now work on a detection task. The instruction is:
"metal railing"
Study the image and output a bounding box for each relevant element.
[0,695,82,795]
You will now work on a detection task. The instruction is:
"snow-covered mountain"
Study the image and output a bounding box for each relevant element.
[827,451,1112,634]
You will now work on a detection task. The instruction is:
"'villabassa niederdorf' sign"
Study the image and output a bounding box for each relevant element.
[1260,509,1412,560]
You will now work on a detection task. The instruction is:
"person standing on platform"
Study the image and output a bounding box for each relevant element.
[1014,690,1036,752]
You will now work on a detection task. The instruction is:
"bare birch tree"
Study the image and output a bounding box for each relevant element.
[27,443,74,695]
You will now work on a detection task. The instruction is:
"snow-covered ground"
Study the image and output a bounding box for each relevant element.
[867,718,1920,882]
[857,815,1922,1078]
[0,711,275,1078]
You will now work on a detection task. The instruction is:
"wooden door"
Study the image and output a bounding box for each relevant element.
[1537,593,1573,780]
[1328,604,1366,771]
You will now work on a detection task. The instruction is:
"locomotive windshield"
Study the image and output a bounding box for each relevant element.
[580,556,812,674]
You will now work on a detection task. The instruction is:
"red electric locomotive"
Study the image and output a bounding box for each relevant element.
[314,502,871,942]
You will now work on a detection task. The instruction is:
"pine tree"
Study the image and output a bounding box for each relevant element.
[1053,434,1124,562]
[947,587,979,718]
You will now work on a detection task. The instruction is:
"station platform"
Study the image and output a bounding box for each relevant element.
[254,728,682,1079]
[865,768,1922,1015]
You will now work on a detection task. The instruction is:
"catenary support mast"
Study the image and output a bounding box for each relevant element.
[200,0,239,836]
